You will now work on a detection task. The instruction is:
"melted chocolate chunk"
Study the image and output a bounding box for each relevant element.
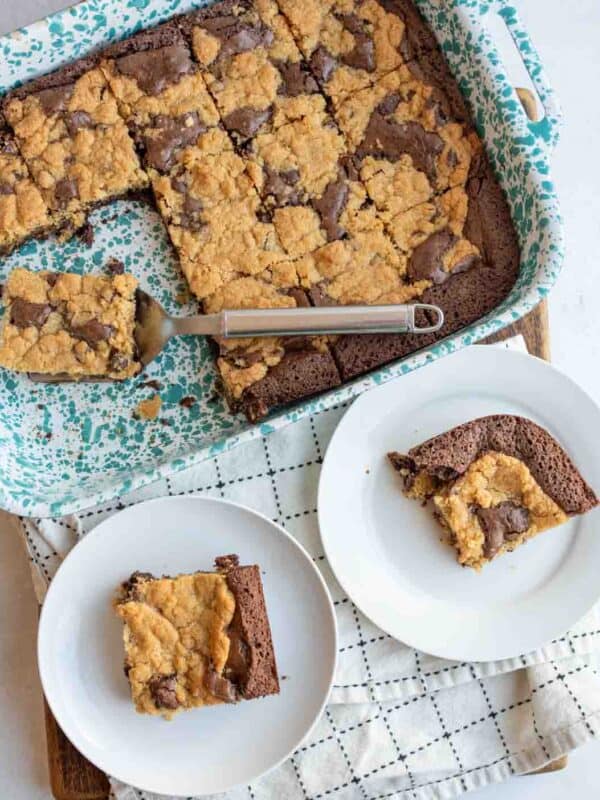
[376,92,402,116]
[339,154,361,181]
[10,299,52,329]
[35,85,73,116]
[312,177,349,241]
[274,60,319,97]
[0,136,19,156]
[145,112,206,172]
[310,46,337,83]
[115,44,195,95]
[149,674,179,710]
[223,106,272,139]
[54,177,79,207]
[109,351,130,372]
[176,190,205,231]
[200,14,274,61]
[204,667,238,703]
[407,228,456,284]
[120,571,154,601]
[46,273,59,287]
[0,182,14,195]
[475,501,530,559]
[262,166,302,206]
[339,15,375,73]
[357,116,443,181]
[65,111,94,136]
[287,287,310,308]
[70,319,114,347]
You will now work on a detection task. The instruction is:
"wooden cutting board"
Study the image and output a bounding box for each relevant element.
[43,299,562,800]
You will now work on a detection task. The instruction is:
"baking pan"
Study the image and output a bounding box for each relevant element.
[0,0,563,516]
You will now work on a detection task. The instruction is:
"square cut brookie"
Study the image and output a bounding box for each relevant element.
[115,554,279,718]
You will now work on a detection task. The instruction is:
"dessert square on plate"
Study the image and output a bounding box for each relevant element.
[115,554,279,718]
[389,414,599,569]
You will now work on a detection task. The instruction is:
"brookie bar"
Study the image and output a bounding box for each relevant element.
[115,554,279,718]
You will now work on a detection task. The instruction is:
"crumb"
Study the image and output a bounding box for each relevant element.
[134,394,162,421]
[37,403,45,410]
[160,418,171,427]
[106,257,125,275]
[175,289,191,305]
[179,396,196,408]
[44,432,52,440]
[365,468,370,474]
[281,675,288,681]
[140,379,162,391]
[206,393,220,405]
[77,222,94,247]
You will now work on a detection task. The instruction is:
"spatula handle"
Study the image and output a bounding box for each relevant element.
[219,303,444,337]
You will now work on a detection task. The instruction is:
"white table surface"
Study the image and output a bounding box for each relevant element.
[1,0,599,797]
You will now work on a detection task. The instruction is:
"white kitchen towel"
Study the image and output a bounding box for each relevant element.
[17,339,600,800]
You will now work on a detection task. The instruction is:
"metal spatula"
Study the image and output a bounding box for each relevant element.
[30,289,444,382]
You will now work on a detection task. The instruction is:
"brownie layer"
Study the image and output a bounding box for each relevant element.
[389,414,598,515]
[216,554,280,699]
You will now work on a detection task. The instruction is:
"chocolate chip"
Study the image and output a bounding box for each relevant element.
[287,287,310,308]
[144,112,206,172]
[200,15,274,61]
[106,257,125,275]
[223,106,272,139]
[149,674,179,710]
[312,176,349,242]
[262,166,302,206]
[274,60,319,97]
[310,46,337,83]
[10,299,52,329]
[339,154,361,181]
[376,92,402,116]
[475,502,530,559]
[357,116,443,181]
[204,667,238,703]
[340,26,375,73]
[35,85,73,116]
[120,571,154,601]
[0,182,14,195]
[109,351,130,372]
[115,44,195,96]
[46,273,59,287]
[70,319,114,347]
[65,110,94,136]
[179,395,196,408]
[179,193,205,231]
[408,229,456,284]
[54,177,78,208]
[0,135,18,156]
[77,222,94,247]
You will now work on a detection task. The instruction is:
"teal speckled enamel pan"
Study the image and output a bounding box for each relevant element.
[0,0,564,516]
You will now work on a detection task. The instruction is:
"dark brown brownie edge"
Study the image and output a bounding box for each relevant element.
[238,348,342,423]
[217,554,280,700]
[389,415,599,515]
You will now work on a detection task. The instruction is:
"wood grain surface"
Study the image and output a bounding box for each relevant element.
[43,300,561,800]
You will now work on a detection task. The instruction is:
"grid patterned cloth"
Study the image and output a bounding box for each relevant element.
[17,339,600,800]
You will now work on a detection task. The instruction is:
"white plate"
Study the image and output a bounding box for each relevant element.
[319,347,600,662]
[38,496,337,797]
